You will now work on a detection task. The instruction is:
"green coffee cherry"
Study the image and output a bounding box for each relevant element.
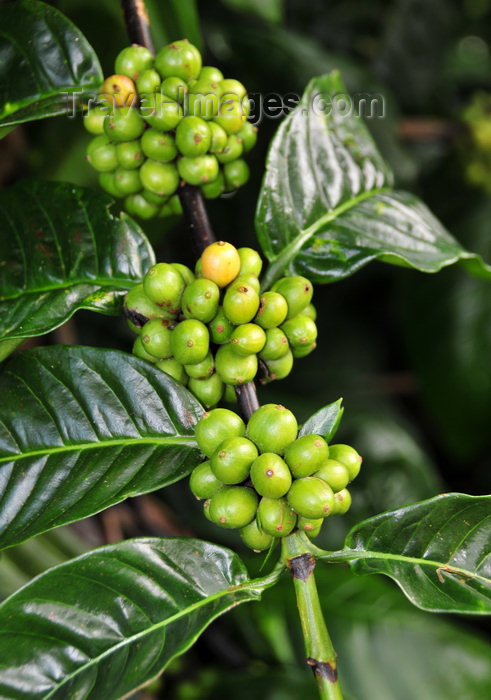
[171,263,195,286]
[238,247,262,277]
[178,154,219,185]
[187,80,221,119]
[182,278,220,323]
[292,342,316,359]
[217,135,243,163]
[328,445,362,482]
[209,486,258,529]
[214,97,246,134]
[220,79,247,100]
[284,435,329,478]
[297,515,323,538]
[176,117,211,157]
[168,195,183,215]
[210,436,258,484]
[195,408,246,458]
[83,105,109,134]
[224,159,250,189]
[143,189,168,205]
[114,167,142,195]
[331,488,352,515]
[115,45,154,81]
[140,318,172,359]
[136,68,162,95]
[199,66,224,84]
[224,384,237,403]
[257,497,296,538]
[240,519,273,552]
[237,122,258,153]
[161,76,188,103]
[315,459,350,493]
[264,350,293,382]
[133,336,159,363]
[259,328,290,361]
[155,39,202,82]
[303,303,317,321]
[273,276,313,319]
[223,283,260,324]
[287,477,334,519]
[140,160,179,196]
[281,315,318,349]
[99,172,122,198]
[86,135,118,172]
[155,358,187,384]
[184,353,214,380]
[255,292,288,329]
[203,498,213,521]
[143,93,183,131]
[189,461,224,499]
[201,171,225,199]
[116,140,144,169]
[171,319,209,365]
[124,193,159,219]
[247,404,298,454]
[104,107,145,141]
[143,262,185,309]
[250,453,292,498]
[125,284,172,327]
[230,324,266,356]
[141,129,178,162]
[188,373,224,408]
[208,122,228,153]
[209,307,235,344]
[234,274,260,294]
[215,344,258,385]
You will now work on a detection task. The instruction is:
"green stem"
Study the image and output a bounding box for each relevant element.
[282,532,344,700]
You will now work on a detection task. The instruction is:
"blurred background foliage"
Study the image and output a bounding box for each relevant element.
[1,0,491,698]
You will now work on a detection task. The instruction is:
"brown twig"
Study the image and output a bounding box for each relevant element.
[120,0,155,54]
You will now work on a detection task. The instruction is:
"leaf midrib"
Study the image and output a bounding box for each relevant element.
[0,436,197,465]
[0,278,136,303]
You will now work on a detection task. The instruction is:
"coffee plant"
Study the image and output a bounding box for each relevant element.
[0,1,490,699]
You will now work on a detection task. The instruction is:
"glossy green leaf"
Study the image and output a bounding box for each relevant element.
[299,398,344,441]
[0,346,203,551]
[0,0,102,127]
[257,72,491,287]
[0,179,154,343]
[0,538,282,699]
[320,493,491,614]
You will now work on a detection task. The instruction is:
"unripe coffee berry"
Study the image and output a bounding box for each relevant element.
[255,292,288,329]
[331,488,352,515]
[201,241,240,288]
[116,140,144,169]
[171,263,195,286]
[223,283,260,325]
[104,106,145,141]
[259,328,290,361]
[303,303,317,321]
[133,336,159,363]
[208,122,228,154]
[237,247,262,277]
[114,167,142,195]
[237,122,258,153]
[328,445,362,482]
[215,344,258,385]
[86,135,118,172]
[200,66,224,84]
[161,76,188,103]
[263,350,294,382]
[273,276,313,319]
[281,315,318,349]
[223,158,250,189]
[195,408,245,457]
[155,39,202,82]
[100,173,124,199]
[125,193,159,220]
[125,283,172,328]
[201,171,225,199]
[230,324,266,356]
[297,515,324,538]
[210,437,258,484]
[141,129,178,162]
[182,278,220,323]
[287,477,334,519]
[142,93,183,132]
[83,104,108,135]
[250,453,292,498]
[143,262,185,309]
[140,160,179,196]
[176,116,211,157]
[155,358,187,384]
[234,273,260,294]
[315,459,350,493]
[171,319,209,365]
[115,45,154,81]
[184,352,214,380]
[257,497,296,538]
[247,404,298,454]
[141,318,172,358]
[209,306,235,344]
[217,134,243,163]
[189,461,224,500]
[292,342,317,359]
[186,80,221,119]
[136,68,162,95]
[240,519,273,552]
[188,374,224,408]
[284,435,329,478]
[214,97,247,134]
[178,154,219,185]
[209,486,258,529]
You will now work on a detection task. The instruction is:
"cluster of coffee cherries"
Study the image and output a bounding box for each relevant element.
[124,241,318,407]
[83,40,257,219]
[190,404,361,550]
